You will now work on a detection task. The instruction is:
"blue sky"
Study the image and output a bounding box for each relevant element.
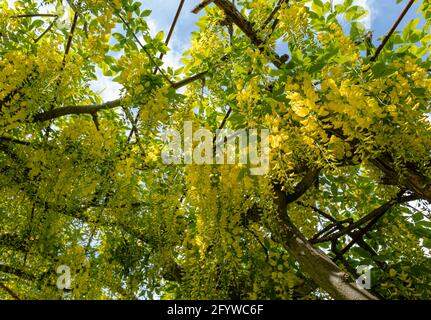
[142,0,424,66]
[6,0,426,100]
[95,0,425,101]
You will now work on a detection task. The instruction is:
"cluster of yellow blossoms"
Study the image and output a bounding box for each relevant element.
[0,39,82,133]
[278,2,310,42]
[140,85,170,124]
[318,23,360,63]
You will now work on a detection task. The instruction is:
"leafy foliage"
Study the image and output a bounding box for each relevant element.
[0,0,430,300]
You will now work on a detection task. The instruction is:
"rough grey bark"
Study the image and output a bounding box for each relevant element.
[272,173,378,300]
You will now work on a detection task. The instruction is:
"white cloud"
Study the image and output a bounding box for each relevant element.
[163,44,187,70]
[144,16,190,71]
[90,69,122,102]
[323,0,377,29]
[351,0,377,29]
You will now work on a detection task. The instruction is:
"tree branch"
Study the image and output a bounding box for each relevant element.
[312,194,418,244]
[0,282,21,300]
[213,0,286,68]
[273,168,320,205]
[272,181,378,300]
[370,155,431,203]
[32,98,123,122]
[0,136,31,146]
[192,0,214,14]
[62,12,79,66]
[12,14,58,18]
[327,127,431,205]
[0,264,37,282]
[299,202,338,223]
[34,16,58,43]
[370,0,416,62]
[156,0,185,65]
[171,71,207,89]
[261,0,286,31]
[32,71,209,122]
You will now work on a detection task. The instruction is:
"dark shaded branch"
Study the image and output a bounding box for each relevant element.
[333,192,416,262]
[315,200,396,243]
[262,0,286,30]
[212,106,233,151]
[299,201,337,223]
[313,194,418,244]
[124,107,144,147]
[171,71,207,89]
[32,71,208,122]
[32,98,123,122]
[303,204,384,268]
[218,107,232,130]
[272,182,378,300]
[92,113,100,131]
[62,12,79,66]
[12,14,58,18]
[0,264,37,282]
[274,168,320,205]
[213,0,285,68]
[214,0,264,47]
[310,222,342,243]
[0,137,31,146]
[334,226,378,262]
[0,282,21,300]
[327,127,431,205]
[157,0,185,65]
[370,155,431,203]
[10,13,59,43]
[192,0,214,14]
[245,227,269,262]
[370,0,416,62]
[34,16,58,43]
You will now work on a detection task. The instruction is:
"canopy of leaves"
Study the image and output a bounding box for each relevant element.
[0,0,430,300]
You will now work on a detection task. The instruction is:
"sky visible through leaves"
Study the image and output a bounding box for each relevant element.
[6,0,421,103]
[2,0,431,300]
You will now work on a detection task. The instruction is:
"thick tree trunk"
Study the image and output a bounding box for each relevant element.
[272,180,378,300]
[370,155,431,203]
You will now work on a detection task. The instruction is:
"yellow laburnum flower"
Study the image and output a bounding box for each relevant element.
[287,91,310,117]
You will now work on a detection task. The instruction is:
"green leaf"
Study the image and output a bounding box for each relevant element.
[155,31,165,42]
[402,18,420,41]
[30,19,45,29]
[132,2,141,15]
[411,87,426,97]
[344,0,354,8]
[104,55,116,66]
[345,6,368,21]
[112,33,125,42]
[350,21,365,40]
[413,212,423,222]
[371,62,396,78]
[141,9,152,17]
[334,4,346,13]
[424,238,431,249]
[101,63,113,76]
[312,0,325,15]
[111,43,123,52]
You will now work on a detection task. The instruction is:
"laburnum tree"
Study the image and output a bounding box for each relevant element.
[0,0,430,300]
